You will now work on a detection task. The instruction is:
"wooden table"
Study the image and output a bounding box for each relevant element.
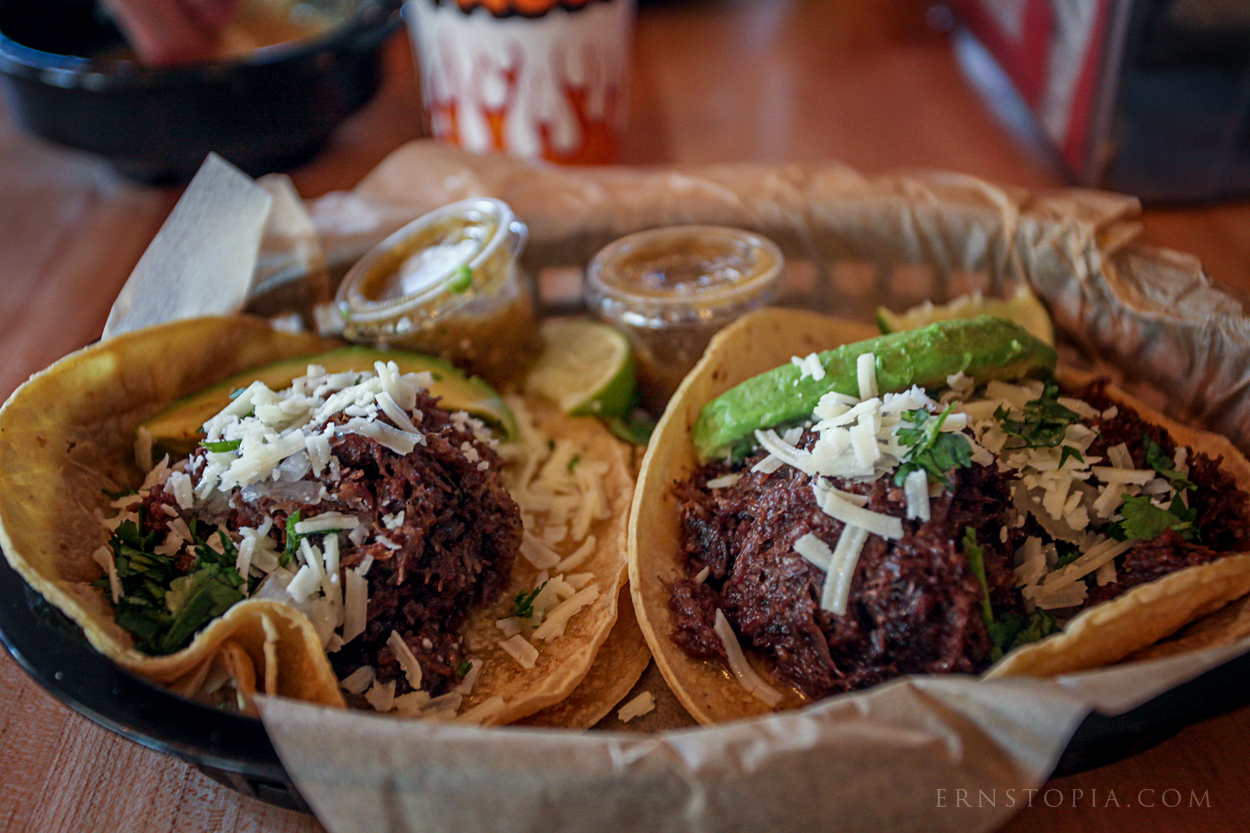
[2,1,1248,830]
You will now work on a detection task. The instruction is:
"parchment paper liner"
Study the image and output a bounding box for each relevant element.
[247,142,1250,833]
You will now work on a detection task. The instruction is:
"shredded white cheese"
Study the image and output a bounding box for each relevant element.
[617,691,656,723]
[713,610,783,707]
[499,633,539,669]
[387,630,423,690]
[339,665,375,695]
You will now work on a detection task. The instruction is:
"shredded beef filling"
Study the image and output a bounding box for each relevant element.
[671,380,1250,700]
[673,432,1023,699]
[146,388,521,697]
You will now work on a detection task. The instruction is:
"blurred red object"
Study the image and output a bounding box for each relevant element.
[953,0,1250,201]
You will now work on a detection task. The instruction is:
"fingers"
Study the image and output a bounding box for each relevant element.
[185,0,244,30]
[104,0,241,66]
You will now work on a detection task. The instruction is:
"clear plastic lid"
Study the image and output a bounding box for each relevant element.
[584,225,783,329]
[336,197,527,341]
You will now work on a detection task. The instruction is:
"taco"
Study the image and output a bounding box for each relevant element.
[630,308,1250,725]
[0,315,635,726]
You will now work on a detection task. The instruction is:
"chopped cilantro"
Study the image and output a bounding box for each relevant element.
[281,510,308,568]
[1058,445,1084,469]
[152,567,245,654]
[102,517,245,655]
[1109,493,1199,543]
[1143,433,1196,492]
[456,660,473,678]
[509,582,548,619]
[1054,542,1082,569]
[448,265,473,294]
[567,454,581,472]
[988,609,1058,659]
[894,406,972,487]
[962,527,1055,661]
[994,383,1084,455]
[962,527,994,625]
[201,439,242,453]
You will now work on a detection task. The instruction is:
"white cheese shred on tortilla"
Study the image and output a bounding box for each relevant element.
[1042,538,1134,594]
[617,691,656,723]
[167,471,194,510]
[364,679,397,713]
[520,530,562,570]
[92,545,122,604]
[344,418,426,455]
[294,512,360,535]
[1090,466,1155,485]
[499,633,539,669]
[532,584,600,642]
[1013,536,1046,587]
[286,564,319,604]
[1107,443,1135,470]
[857,353,878,401]
[342,570,368,644]
[794,532,834,570]
[235,536,255,581]
[821,524,869,615]
[791,353,826,382]
[454,659,484,695]
[376,390,419,434]
[555,535,597,573]
[904,469,930,521]
[706,473,742,490]
[388,630,424,691]
[713,609,784,707]
[456,696,506,725]
[339,665,375,695]
[755,428,816,476]
[1031,580,1088,610]
[812,480,903,540]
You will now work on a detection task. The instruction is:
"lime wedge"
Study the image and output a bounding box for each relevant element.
[526,319,635,418]
[877,286,1054,346]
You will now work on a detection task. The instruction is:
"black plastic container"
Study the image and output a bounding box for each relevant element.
[0,0,402,182]
[4,546,1250,813]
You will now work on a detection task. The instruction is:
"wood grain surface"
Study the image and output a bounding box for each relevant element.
[1,1,1248,831]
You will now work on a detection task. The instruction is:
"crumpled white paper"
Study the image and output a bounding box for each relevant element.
[258,634,1250,833]
[103,155,273,338]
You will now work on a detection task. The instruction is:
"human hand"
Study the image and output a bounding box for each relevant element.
[104,0,243,66]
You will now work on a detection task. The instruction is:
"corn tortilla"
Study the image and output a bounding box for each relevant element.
[0,316,634,724]
[629,308,1250,725]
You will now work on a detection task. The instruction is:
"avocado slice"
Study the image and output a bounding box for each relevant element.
[142,346,518,458]
[691,315,1056,462]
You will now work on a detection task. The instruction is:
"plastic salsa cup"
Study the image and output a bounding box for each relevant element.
[584,225,784,411]
[335,198,542,387]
